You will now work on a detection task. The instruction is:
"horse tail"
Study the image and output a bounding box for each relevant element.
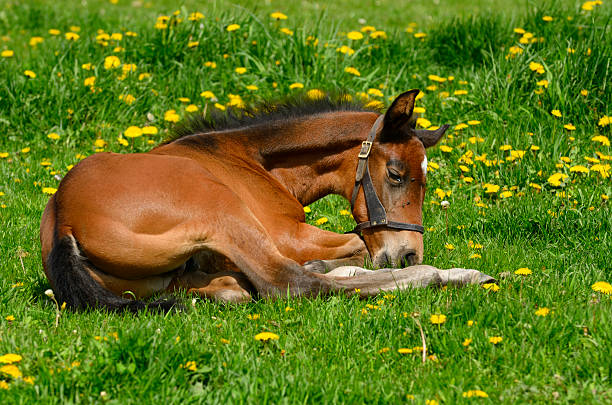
[46,234,178,313]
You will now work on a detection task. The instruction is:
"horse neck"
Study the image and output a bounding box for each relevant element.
[255,111,378,205]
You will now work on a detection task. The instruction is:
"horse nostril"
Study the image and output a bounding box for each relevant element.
[400,252,417,267]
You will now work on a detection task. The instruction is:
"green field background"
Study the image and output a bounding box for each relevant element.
[0,0,610,403]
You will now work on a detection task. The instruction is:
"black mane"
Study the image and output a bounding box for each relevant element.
[164,93,382,145]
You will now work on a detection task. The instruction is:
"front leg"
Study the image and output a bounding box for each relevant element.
[275,223,369,272]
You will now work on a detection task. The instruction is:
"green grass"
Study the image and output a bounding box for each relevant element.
[1,0,611,403]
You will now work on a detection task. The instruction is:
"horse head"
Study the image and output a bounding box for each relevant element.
[350,90,448,268]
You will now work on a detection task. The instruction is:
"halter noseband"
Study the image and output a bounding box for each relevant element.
[348,115,425,235]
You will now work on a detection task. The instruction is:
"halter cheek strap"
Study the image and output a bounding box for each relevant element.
[348,115,425,235]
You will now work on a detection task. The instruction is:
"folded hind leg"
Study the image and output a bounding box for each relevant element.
[168,271,254,303]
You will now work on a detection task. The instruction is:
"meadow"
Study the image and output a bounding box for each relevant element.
[0,0,611,403]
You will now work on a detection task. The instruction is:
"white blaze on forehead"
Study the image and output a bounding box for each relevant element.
[421,155,428,175]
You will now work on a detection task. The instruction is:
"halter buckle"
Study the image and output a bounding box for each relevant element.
[358,141,372,159]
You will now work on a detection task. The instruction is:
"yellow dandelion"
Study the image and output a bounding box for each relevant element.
[591,135,610,146]
[430,314,447,324]
[347,31,364,40]
[315,217,328,225]
[592,281,612,295]
[307,89,325,99]
[344,66,361,76]
[42,187,57,195]
[370,30,387,39]
[598,116,610,127]
[185,104,199,113]
[48,29,61,36]
[187,41,199,48]
[542,16,553,22]
[234,67,247,74]
[489,336,503,344]
[482,283,500,292]
[397,348,413,354]
[1,50,14,58]
[483,183,500,193]
[462,338,472,347]
[414,32,427,39]
[280,27,293,36]
[141,126,158,135]
[164,110,180,123]
[188,12,205,21]
[551,109,562,118]
[547,173,568,187]
[29,36,44,46]
[23,70,36,78]
[200,90,215,100]
[0,354,22,364]
[47,133,60,140]
[270,11,288,20]
[64,32,79,41]
[515,267,532,276]
[444,244,455,250]
[254,332,279,342]
[289,82,304,90]
[0,364,22,379]
[124,126,142,138]
[564,123,576,131]
[535,307,550,317]
[226,24,240,32]
[463,390,488,398]
[103,55,121,69]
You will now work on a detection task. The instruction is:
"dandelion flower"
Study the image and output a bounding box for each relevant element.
[455,123,469,130]
[547,173,568,187]
[489,336,503,344]
[347,31,364,40]
[226,24,240,32]
[463,390,488,398]
[591,135,610,146]
[535,307,550,316]
[397,348,413,354]
[188,12,204,21]
[270,11,288,20]
[551,109,562,118]
[592,281,612,295]
[24,70,36,78]
[289,82,304,89]
[65,32,79,41]
[124,126,142,138]
[303,206,311,213]
[307,89,325,100]
[344,66,361,76]
[482,283,500,292]
[1,50,14,58]
[234,67,247,74]
[200,91,215,100]
[103,55,121,69]
[430,314,447,324]
[515,267,532,276]
[0,354,22,364]
[0,364,22,379]
[185,104,198,113]
[315,217,328,225]
[254,332,279,341]
[598,116,611,127]
[542,16,553,22]
[42,187,57,195]
[564,123,576,131]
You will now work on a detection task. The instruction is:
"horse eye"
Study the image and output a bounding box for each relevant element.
[387,169,402,183]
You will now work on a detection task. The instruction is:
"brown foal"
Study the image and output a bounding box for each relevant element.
[40,89,493,311]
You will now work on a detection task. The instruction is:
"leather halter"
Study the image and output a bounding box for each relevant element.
[348,115,425,235]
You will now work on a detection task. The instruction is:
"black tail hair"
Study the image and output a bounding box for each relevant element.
[47,235,178,313]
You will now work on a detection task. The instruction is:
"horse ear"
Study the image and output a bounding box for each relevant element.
[414,125,450,148]
[380,90,420,140]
